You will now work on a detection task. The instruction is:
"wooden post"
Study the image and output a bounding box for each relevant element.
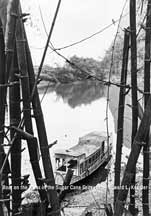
[105,204,113,216]
[114,28,130,205]
[114,94,151,215]
[9,44,22,215]
[59,169,73,202]
[24,27,60,215]
[15,15,47,202]
[129,0,138,213]
[143,0,151,214]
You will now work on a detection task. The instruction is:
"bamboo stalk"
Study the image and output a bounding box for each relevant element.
[114,94,151,215]
[24,26,60,216]
[143,0,151,214]
[105,204,113,216]
[31,0,62,99]
[0,18,5,216]
[59,169,73,202]
[9,44,22,215]
[5,0,19,82]
[3,2,20,214]
[129,0,138,213]
[114,28,130,206]
[2,4,20,208]
[15,15,47,202]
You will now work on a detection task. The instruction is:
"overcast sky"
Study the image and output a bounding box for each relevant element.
[21,0,128,66]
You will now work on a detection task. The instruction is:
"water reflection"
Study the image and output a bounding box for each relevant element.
[24,81,115,187]
[23,80,134,188]
[43,81,132,149]
[39,80,106,108]
[40,81,131,149]
[54,80,106,108]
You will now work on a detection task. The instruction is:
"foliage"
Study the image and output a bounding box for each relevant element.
[100,34,124,75]
[39,56,105,83]
[100,0,147,76]
[100,29,145,75]
[65,55,105,80]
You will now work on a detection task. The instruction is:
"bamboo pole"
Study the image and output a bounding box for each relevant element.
[149,135,151,216]
[2,2,22,213]
[3,2,20,211]
[105,204,113,216]
[114,28,130,205]
[143,0,151,214]
[5,0,19,83]
[31,0,62,99]
[2,0,20,185]
[15,15,47,202]
[0,18,6,216]
[59,169,73,202]
[24,26,60,216]
[9,44,22,215]
[114,94,151,215]
[129,0,138,213]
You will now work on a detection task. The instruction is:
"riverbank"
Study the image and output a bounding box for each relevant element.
[22,141,144,216]
[61,143,143,216]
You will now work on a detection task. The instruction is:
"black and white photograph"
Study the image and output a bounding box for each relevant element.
[0,0,151,215]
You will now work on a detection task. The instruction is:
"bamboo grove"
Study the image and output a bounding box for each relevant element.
[114,0,151,215]
[0,0,60,215]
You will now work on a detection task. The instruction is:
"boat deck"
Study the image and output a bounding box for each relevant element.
[55,131,109,158]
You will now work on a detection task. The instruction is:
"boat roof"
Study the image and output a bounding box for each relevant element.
[54,131,109,158]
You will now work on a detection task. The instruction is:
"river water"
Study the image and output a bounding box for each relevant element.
[22,80,131,187]
[21,80,145,215]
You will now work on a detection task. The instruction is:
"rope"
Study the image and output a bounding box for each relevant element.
[38,4,129,52]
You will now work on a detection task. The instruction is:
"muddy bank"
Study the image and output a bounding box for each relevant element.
[22,148,144,216]
[61,147,143,216]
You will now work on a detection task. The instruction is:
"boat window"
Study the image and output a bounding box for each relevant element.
[58,165,66,172]
[102,141,105,153]
[85,160,88,168]
[55,158,60,169]
[98,150,100,156]
[89,158,92,164]
[92,155,95,162]
[80,163,84,174]
[96,152,98,158]
[68,159,77,169]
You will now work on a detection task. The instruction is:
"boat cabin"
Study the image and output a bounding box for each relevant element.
[54,131,112,184]
[55,149,85,176]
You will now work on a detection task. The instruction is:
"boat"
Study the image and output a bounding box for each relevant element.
[54,131,112,185]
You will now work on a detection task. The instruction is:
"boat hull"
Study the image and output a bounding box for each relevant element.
[55,153,112,186]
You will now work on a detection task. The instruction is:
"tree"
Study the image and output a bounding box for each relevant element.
[66,55,105,79]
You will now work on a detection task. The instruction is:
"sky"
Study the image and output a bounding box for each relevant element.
[21,0,128,66]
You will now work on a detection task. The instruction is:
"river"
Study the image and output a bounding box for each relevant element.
[22,80,132,187]
[21,80,144,215]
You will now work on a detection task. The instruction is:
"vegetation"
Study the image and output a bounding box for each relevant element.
[100,0,147,77]
[38,55,105,84]
[39,31,145,86]
[100,30,145,76]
